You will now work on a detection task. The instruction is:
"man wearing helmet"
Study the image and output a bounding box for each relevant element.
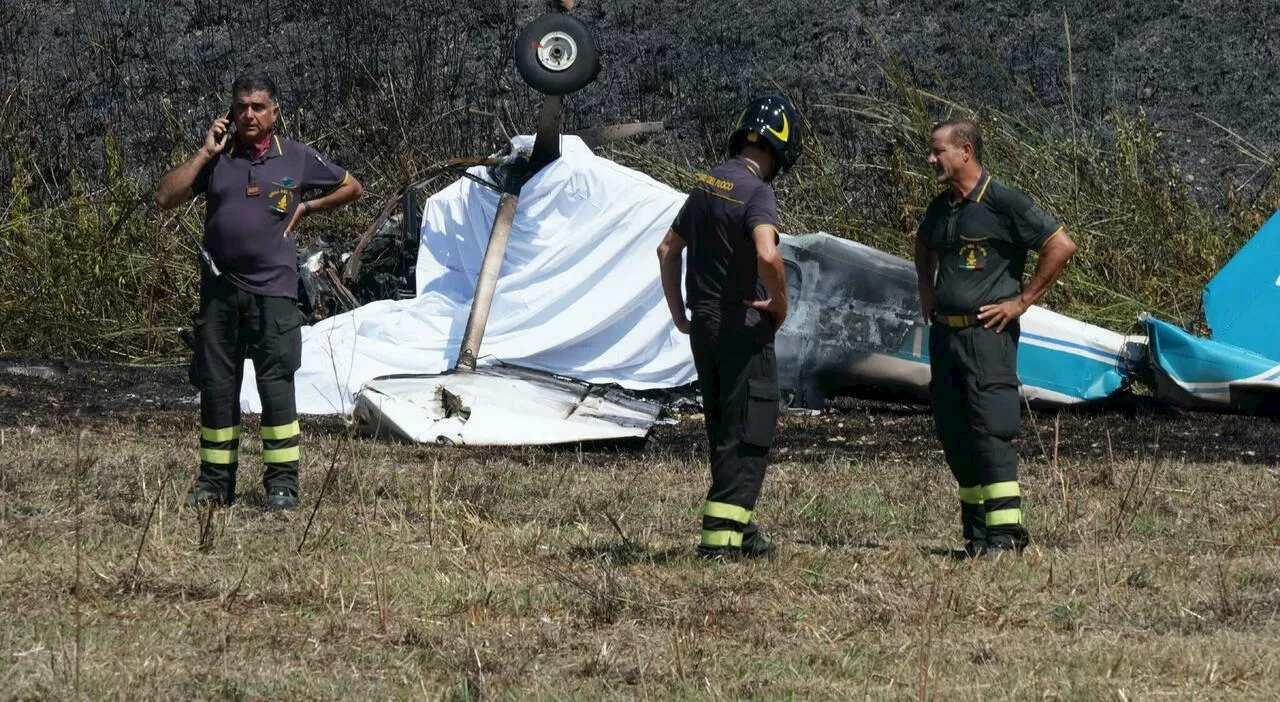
[656,94,803,559]
[915,118,1077,557]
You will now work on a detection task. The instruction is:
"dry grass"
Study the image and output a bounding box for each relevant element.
[2,403,1279,700]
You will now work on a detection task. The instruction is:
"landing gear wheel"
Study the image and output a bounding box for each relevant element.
[514,13,600,95]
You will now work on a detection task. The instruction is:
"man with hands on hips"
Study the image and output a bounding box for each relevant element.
[915,118,1077,557]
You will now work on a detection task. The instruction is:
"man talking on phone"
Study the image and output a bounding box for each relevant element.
[155,71,363,511]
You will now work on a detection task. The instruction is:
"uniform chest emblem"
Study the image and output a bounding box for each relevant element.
[958,237,988,271]
[267,187,291,214]
[266,175,299,214]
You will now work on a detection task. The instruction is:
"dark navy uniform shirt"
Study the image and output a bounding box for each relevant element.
[917,170,1062,314]
[670,156,780,340]
[193,135,348,298]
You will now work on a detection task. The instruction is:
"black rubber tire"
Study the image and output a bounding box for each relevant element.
[514,14,600,95]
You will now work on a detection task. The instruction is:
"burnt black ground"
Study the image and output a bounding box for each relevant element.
[4,0,1278,206]
[0,357,195,421]
[3,356,1278,469]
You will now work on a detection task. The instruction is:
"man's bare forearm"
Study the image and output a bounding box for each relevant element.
[303,176,364,213]
[155,148,213,210]
[1017,230,1077,308]
[757,251,787,309]
[656,230,687,324]
[659,256,685,321]
[750,225,787,314]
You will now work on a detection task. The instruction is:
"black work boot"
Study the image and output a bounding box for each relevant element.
[184,483,224,508]
[696,541,775,561]
[184,470,236,507]
[980,528,1029,558]
[266,488,299,511]
[740,523,776,560]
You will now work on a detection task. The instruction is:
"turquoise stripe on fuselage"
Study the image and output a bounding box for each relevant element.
[1017,343,1125,398]
[888,326,1125,401]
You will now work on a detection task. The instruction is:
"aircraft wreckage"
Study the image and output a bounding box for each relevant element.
[234,8,1280,445]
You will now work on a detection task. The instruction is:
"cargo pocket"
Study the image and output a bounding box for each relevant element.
[970,328,1021,439]
[187,317,204,388]
[274,310,305,374]
[742,378,780,447]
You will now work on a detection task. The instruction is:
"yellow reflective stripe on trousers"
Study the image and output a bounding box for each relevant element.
[260,420,301,440]
[700,530,743,547]
[199,448,237,464]
[985,508,1023,526]
[201,426,240,442]
[983,482,1021,500]
[958,486,984,504]
[702,501,752,525]
[263,446,301,464]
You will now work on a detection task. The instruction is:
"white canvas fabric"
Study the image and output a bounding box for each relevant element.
[239,135,697,415]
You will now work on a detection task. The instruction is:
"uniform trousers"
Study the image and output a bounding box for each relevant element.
[690,313,780,548]
[929,320,1027,545]
[191,275,304,503]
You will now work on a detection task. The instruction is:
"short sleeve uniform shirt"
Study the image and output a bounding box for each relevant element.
[193,135,348,298]
[670,156,780,341]
[917,170,1061,314]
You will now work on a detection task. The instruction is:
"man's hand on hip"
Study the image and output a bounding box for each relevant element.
[977,297,1028,333]
[283,201,309,238]
[744,296,787,330]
